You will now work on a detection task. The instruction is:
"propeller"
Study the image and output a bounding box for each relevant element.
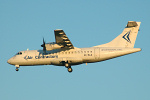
[41,38,46,51]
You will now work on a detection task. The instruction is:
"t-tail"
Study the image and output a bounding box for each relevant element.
[95,21,141,48]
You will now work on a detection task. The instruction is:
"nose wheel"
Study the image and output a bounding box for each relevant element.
[15,65,20,71]
[16,68,19,71]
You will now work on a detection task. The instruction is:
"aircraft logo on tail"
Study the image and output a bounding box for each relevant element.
[123,30,131,43]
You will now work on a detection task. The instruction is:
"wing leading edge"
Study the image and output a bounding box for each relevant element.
[54,29,74,49]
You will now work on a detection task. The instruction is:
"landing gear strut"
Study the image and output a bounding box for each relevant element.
[15,65,20,72]
[65,63,73,73]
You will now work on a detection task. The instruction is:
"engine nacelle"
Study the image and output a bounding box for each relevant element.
[45,42,63,51]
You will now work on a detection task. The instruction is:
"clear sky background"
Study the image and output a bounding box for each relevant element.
[1,0,150,100]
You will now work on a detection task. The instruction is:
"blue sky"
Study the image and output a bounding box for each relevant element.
[1,0,150,100]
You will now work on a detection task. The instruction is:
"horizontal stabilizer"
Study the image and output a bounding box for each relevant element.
[127,21,138,27]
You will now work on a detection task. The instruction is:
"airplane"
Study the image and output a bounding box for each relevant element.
[7,21,141,73]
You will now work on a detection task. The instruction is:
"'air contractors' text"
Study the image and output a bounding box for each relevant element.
[24,55,58,60]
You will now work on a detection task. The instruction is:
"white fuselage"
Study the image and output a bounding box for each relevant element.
[7,21,142,72]
[7,47,141,67]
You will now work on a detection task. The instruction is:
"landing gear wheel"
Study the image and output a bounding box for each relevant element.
[15,68,19,71]
[68,67,73,73]
[15,65,20,72]
[65,63,69,68]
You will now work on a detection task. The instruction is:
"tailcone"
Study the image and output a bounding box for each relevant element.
[133,48,142,52]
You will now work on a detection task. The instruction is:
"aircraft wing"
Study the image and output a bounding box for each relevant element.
[54,29,74,49]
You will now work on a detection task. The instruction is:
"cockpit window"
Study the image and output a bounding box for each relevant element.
[16,52,22,55]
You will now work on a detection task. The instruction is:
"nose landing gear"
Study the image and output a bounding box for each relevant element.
[16,68,19,71]
[15,65,20,71]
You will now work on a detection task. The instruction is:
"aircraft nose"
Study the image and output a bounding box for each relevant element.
[7,58,13,65]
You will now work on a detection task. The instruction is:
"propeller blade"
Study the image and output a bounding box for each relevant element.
[43,38,45,45]
[41,38,46,51]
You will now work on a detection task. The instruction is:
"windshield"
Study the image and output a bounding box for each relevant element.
[16,52,22,55]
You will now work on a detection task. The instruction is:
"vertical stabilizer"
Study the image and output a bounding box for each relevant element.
[95,21,141,48]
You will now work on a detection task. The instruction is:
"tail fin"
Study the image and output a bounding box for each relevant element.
[95,21,141,48]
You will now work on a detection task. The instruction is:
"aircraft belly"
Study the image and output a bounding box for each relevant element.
[51,57,83,66]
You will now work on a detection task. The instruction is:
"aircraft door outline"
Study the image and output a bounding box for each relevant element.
[94,48,100,59]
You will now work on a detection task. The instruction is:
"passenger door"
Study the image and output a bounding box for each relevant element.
[94,48,100,59]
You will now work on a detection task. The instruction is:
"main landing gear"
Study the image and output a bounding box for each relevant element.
[65,63,73,73]
[15,65,20,71]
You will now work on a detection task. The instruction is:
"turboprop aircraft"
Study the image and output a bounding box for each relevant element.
[7,21,141,73]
